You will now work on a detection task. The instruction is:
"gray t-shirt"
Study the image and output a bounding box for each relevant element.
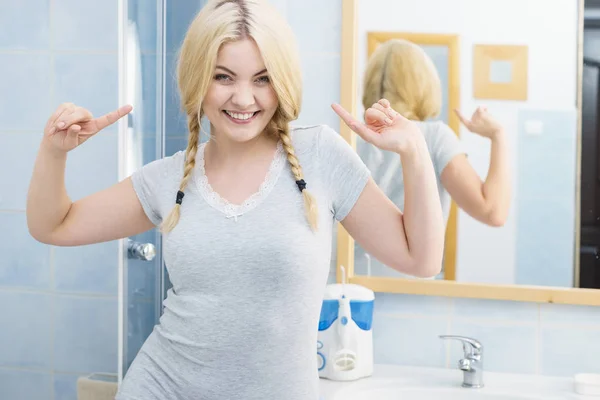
[116,124,370,400]
[355,120,464,277]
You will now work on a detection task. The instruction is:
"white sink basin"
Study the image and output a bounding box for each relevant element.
[338,386,550,400]
[319,365,587,400]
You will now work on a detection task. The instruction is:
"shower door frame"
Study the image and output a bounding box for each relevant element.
[116,0,168,384]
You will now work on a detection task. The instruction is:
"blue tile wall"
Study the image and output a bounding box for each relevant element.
[53,373,80,400]
[52,0,118,52]
[164,1,207,140]
[53,295,118,373]
[166,0,204,55]
[0,291,52,369]
[0,133,45,210]
[539,304,600,376]
[165,53,188,137]
[166,136,189,156]
[64,132,119,200]
[373,315,448,367]
[0,54,51,131]
[53,54,119,121]
[0,1,126,398]
[540,327,600,376]
[0,213,51,290]
[0,369,52,400]
[371,294,600,376]
[0,0,50,50]
[53,241,119,295]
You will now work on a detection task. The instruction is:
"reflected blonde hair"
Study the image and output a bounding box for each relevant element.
[362,39,441,121]
[161,0,318,233]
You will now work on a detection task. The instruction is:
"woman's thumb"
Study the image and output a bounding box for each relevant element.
[66,124,81,141]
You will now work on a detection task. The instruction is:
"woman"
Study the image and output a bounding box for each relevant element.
[26,1,445,399]
[361,39,511,229]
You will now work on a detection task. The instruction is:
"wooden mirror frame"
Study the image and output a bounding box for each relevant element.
[336,0,600,306]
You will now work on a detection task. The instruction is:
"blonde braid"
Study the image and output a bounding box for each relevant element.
[278,125,319,231]
[161,113,201,233]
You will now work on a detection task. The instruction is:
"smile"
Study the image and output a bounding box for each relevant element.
[223,110,260,124]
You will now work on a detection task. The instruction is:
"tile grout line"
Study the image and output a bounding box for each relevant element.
[49,0,56,396]
[374,310,600,330]
[0,286,127,299]
[0,364,101,376]
[375,311,539,325]
[535,304,541,375]
[50,246,57,399]
[0,50,119,55]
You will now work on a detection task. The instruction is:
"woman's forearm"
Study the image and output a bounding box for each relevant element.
[400,139,445,277]
[26,140,73,242]
[482,130,511,226]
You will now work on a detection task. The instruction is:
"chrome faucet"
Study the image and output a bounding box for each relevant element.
[440,335,484,388]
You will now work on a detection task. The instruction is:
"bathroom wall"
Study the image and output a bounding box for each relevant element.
[0,0,122,399]
[373,293,600,376]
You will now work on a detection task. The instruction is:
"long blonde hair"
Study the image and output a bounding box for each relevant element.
[362,39,442,121]
[161,0,318,233]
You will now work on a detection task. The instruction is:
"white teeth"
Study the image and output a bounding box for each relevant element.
[225,111,255,120]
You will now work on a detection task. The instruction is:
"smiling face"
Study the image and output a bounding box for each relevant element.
[202,38,279,143]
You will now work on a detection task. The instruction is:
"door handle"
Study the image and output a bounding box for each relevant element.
[127,239,156,261]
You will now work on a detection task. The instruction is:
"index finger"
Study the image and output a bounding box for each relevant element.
[454,108,471,128]
[331,103,378,142]
[93,104,133,131]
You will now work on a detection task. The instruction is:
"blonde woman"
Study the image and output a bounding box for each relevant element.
[26,1,445,399]
[361,39,511,230]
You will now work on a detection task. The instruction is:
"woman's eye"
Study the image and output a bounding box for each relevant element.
[215,74,232,82]
[256,76,270,84]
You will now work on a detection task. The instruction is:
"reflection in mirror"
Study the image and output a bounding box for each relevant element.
[350,0,597,290]
[355,32,462,283]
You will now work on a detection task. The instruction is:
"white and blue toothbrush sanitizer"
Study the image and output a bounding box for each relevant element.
[317,266,374,381]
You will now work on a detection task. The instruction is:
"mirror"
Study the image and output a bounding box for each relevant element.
[337,0,600,304]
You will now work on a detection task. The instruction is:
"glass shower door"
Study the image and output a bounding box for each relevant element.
[117,0,166,382]
[117,0,208,383]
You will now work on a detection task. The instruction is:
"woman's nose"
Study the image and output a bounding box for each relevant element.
[231,84,255,109]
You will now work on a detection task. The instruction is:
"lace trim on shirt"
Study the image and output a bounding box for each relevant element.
[195,141,286,218]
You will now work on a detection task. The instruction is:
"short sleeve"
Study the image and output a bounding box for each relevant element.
[317,125,371,221]
[431,122,465,176]
[130,151,184,226]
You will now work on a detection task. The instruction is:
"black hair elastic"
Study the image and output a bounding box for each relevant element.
[295,179,307,192]
[175,190,185,205]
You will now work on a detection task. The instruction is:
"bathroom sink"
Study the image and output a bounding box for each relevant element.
[319,365,585,400]
[335,386,551,400]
